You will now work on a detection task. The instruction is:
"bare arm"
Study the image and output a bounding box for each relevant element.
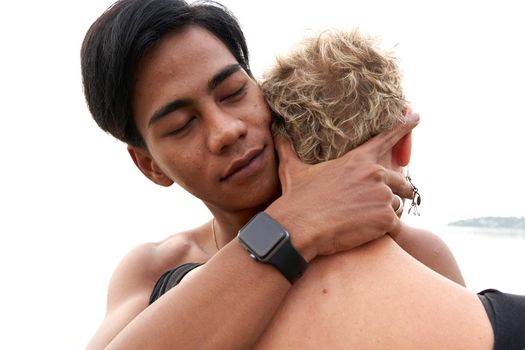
[97,241,291,349]
[86,117,419,349]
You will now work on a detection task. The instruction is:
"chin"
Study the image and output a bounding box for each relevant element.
[235,178,280,214]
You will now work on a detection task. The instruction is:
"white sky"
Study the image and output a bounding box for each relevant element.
[0,0,524,349]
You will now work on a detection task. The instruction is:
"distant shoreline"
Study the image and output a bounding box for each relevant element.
[448,216,525,230]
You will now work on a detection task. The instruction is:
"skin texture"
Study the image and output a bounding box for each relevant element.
[129,27,280,229]
[84,26,482,350]
[255,235,492,350]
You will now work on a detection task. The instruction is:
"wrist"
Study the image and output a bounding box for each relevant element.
[264,203,317,263]
[238,211,309,283]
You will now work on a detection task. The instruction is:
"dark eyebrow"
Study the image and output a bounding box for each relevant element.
[207,64,242,93]
[148,98,192,127]
[147,64,242,127]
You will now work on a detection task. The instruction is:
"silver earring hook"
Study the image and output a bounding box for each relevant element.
[406,173,421,216]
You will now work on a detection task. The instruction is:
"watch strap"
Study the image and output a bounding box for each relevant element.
[267,237,308,284]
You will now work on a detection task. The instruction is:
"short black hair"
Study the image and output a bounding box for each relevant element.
[81,0,251,147]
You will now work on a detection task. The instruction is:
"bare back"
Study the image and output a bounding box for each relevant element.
[255,235,493,349]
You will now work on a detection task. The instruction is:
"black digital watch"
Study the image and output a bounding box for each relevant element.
[237,212,308,284]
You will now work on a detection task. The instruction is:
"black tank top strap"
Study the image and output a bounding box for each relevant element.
[149,262,203,304]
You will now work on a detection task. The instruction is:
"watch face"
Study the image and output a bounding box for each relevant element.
[239,212,288,259]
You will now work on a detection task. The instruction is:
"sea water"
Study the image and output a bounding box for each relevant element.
[424,224,525,294]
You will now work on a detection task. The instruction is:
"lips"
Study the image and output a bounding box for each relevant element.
[221,147,265,181]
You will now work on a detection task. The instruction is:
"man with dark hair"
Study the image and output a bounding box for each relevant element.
[82,0,525,348]
[80,0,424,348]
[82,0,251,148]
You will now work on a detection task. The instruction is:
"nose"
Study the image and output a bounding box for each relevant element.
[206,109,248,154]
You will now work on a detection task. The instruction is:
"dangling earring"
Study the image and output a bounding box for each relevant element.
[406,170,421,216]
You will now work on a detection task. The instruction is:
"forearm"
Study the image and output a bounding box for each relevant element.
[106,240,291,350]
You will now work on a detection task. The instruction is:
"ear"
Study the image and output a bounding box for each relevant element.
[127,145,174,187]
[392,131,412,167]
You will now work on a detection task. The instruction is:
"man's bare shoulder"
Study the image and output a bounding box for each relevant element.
[395,225,444,255]
[85,224,212,349]
[395,224,465,285]
[395,224,459,264]
[106,222,212,312]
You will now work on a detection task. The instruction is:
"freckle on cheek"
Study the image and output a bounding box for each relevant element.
[322,288,328,294]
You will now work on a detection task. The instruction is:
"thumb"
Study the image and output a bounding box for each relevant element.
[274,133,301,167]
[273,134,303,192]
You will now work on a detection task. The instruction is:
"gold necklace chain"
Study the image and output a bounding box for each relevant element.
[211,218,220,251]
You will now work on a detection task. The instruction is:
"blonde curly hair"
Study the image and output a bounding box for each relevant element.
[260,29,407,164]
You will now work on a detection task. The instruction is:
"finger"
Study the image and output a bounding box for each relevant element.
[359,112,420,160]
[388,219,404,240]
[273,134,304,191]
[387,216,402,239]
[392,194,404,218]
[385,170,414,200]
[274,134,302,169]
